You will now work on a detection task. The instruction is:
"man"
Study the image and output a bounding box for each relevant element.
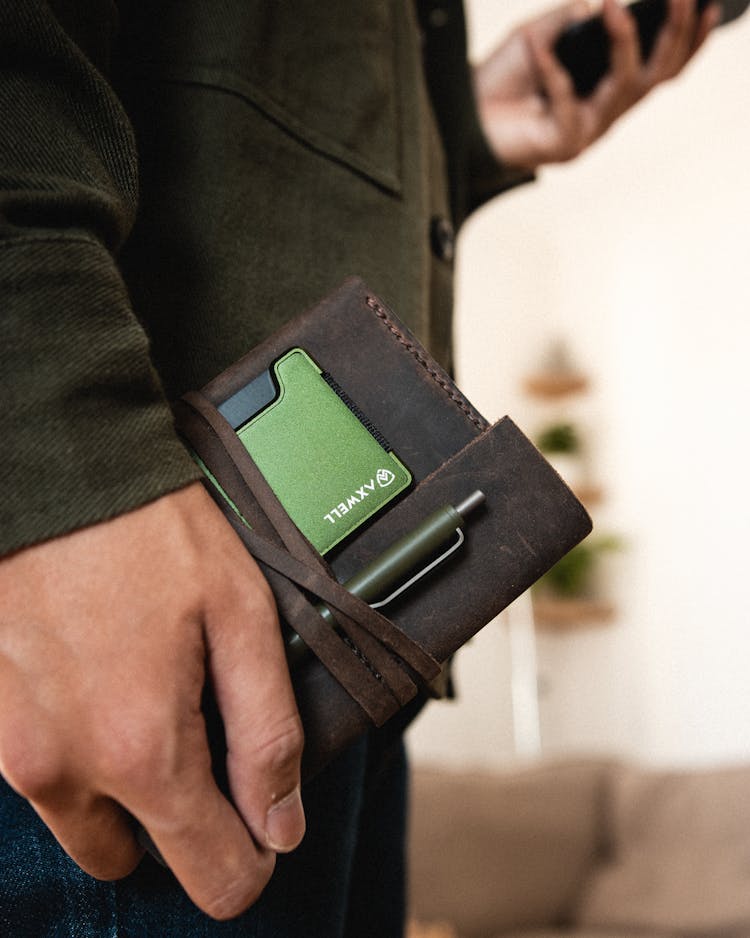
[0,0,715,933]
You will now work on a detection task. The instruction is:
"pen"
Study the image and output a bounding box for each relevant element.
[286,490,485,666]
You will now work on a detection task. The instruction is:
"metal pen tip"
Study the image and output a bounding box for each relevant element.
[454,490,486,519]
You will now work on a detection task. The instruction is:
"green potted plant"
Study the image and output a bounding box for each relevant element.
[535,534,621,599]
[535,421,584,490]
[532,533,621,627]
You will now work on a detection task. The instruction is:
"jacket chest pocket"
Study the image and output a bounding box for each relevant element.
[120,0,403,194]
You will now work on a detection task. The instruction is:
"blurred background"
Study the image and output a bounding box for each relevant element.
[406,4,750,934]
[408,0,750,772]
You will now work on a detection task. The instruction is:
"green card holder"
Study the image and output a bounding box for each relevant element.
[174,278,592,778]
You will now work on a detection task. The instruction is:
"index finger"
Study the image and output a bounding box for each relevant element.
[645,0,699,79]
[136,747,276,921]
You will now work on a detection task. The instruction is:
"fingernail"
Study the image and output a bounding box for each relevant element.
[265,787,305,852]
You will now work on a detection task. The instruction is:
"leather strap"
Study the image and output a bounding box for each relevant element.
[173,393,440,727]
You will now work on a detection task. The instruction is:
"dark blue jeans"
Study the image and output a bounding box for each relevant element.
[0,734,408,938]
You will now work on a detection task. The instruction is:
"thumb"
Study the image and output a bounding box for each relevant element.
[204,543,306,854]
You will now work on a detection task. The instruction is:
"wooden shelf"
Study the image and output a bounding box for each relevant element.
[524,356,617,632]
[572,484,604,507]
[533,596,615,631]
[524,371,589,399]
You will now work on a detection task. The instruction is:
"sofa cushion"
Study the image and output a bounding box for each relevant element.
[501,932,675,938]
[409,760,615,938]
[576,762,750,935]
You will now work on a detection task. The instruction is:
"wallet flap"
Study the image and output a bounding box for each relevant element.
[293,417,591,777]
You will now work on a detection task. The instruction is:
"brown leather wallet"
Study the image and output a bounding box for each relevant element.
[173,278,591,778]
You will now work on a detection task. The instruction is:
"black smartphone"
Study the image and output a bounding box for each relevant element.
[554,0,750,97]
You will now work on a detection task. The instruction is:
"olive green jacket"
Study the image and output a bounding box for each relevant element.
[0,0,529,556]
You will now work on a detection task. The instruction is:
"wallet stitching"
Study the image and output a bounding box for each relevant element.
[365,295,487,432]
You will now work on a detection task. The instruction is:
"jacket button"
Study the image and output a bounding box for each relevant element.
[430,216,455,262]
[427,3,450,28]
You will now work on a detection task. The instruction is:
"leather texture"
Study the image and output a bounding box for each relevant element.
[174,279,592,778]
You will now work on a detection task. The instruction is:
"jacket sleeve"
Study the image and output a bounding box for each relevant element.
[0,1,201,556]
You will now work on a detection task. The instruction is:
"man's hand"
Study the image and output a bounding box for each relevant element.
[0,482,305,920]
[475,0,720,171]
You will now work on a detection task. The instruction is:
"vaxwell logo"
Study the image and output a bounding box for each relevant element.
[323,469,396,525]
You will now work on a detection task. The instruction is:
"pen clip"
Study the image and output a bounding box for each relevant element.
[369,527,465,611]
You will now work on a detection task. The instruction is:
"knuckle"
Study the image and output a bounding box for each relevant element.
[218,564,278,629]
[559,136,584,163]
[621,14,637,40]
[203,886,256,922]
[520,24,536,49]
[202,856,276,921]
[96,717,175,793]
[251,714,304,778]
[248,587,278,630]
[0,727,64,800]
[75,837,143,883]
[87,856,141,883]
[242,566,277,617]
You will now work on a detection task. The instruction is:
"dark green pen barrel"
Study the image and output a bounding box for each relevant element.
[337,505,463,605]
[285,504,464,664]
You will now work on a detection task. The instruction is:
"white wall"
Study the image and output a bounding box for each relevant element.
[408,0,750,770]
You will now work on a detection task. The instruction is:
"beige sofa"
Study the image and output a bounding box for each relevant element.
[408,758,750,938]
